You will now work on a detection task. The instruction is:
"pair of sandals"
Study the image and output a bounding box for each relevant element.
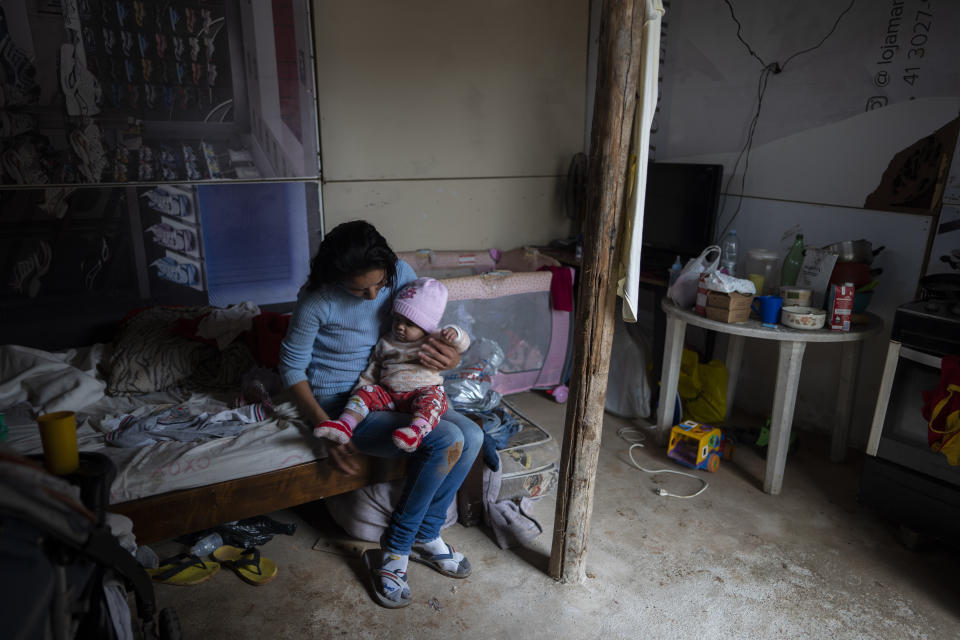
[147,545,278,586]
[363,543,471,609]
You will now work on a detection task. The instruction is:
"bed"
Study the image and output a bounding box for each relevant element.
[2,268,571,544]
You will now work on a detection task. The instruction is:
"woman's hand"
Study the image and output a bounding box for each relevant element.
[289,380,330,426]
[325,439,361,476]
[419,335,461,371]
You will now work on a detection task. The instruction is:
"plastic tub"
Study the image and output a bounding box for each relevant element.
[745,249,779,296]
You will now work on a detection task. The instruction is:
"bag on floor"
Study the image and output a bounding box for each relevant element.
[605,311,652,418]
[922,354,960,466]
[668,245,721,308]
[678,348,727,426]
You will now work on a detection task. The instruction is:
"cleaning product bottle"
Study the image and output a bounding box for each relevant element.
[668,255,683,287]
[720,230,739,276]
[780,233,805,287]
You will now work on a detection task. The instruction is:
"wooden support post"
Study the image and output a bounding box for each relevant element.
[549,0,645,584]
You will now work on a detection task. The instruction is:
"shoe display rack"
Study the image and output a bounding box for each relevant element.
[1,0,319,186]
[1,1,320,348]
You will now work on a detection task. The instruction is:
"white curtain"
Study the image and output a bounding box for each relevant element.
[617,0,664,322]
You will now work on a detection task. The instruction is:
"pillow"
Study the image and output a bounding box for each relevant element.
[187,341,257,390]
[105,306,216,395]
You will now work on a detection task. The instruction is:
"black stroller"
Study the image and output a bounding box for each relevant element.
[0,449,180,640]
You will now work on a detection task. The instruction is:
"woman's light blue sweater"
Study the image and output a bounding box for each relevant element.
[278,260,417,398]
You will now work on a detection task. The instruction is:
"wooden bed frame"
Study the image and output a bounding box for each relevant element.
[111,455,407,544]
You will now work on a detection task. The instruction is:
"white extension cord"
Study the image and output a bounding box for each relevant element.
[617,426,709,499]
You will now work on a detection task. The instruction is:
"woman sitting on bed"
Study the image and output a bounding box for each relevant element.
[278,220,481,608]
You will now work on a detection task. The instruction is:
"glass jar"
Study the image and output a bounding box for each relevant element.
[745,249,780,296]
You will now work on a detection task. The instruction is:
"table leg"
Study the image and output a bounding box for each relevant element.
[724,335,745,422]
[764,340,806,495]
[831,340,863,463]
[656,314,687,442]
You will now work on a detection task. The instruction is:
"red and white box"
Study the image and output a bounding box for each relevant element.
[694,272,710,315]
[829,282,855,331]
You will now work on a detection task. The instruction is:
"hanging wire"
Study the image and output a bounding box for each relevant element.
[717,64,775,239]
[780,0,858,72]
[722,0,767,68]
[715,0,858,239]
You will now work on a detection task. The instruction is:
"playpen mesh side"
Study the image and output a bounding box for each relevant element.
[440,272,569,394]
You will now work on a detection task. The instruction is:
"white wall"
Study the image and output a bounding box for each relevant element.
[649,0,960,447]
[312,0,589,251]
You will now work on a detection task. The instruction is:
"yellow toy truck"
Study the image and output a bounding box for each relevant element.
[667,420,732,472]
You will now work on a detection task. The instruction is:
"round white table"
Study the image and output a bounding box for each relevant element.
[657,299,883,495]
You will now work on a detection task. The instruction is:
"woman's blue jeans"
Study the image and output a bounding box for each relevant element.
[319,394,482,555]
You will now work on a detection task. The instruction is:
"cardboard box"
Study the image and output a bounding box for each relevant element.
[828,283,855,331]
[705,291,753,323]
[694,272,710,315]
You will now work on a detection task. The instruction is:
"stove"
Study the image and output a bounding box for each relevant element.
[892,300,960,356]
[861,296,960,541]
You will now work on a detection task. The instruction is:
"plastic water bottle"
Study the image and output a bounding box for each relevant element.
[668,255,683,287]
[720,230,739,276]
[189,532,223,557]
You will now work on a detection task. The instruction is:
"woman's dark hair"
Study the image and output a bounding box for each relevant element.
[306,220,398,291]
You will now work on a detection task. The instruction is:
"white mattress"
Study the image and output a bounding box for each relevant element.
[1,344,323,504]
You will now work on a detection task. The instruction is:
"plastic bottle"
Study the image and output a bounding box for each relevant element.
[720,230,739,276]
[668,255,683,287]
[780,233,806,287]
[189,532,223,557]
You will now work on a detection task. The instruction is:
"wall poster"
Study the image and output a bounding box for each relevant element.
[1,0,321,347]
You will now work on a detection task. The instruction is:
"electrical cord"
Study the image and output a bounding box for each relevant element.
[715,0,857,240]
[617,426,709,499]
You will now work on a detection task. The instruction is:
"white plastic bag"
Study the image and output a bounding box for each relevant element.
[667,245,721,308]
[443,338,505,411]
[698,271,757,295]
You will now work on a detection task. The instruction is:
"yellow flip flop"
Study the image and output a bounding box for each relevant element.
[147,553,220,586]
[211,545,278,586]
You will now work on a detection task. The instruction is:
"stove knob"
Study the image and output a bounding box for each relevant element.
[923,300,941,312]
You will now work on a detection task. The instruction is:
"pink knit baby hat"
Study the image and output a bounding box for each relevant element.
[393,277,448,334]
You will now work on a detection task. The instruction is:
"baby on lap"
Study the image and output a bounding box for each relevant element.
[316,277,470,452]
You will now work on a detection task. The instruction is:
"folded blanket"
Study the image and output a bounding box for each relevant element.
[482,465,543,549]
[0,344,106,414]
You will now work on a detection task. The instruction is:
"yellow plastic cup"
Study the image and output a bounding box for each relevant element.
[37,411,80,475]
[747,273,765,296]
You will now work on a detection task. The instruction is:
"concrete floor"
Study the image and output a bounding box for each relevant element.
[151,392,959,639]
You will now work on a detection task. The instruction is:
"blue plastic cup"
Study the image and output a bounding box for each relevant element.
[751,295,783,326]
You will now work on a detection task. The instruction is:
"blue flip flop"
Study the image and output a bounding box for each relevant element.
[362,549,411,608]
[410,543,471,579]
